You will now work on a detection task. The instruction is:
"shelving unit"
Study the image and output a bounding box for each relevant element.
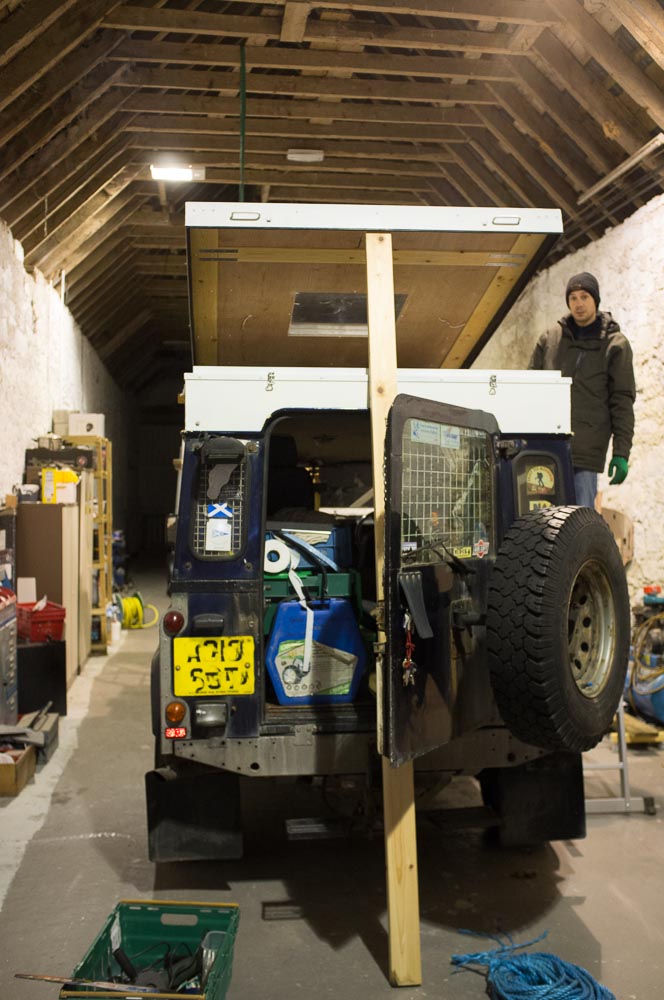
[67,435,113,653]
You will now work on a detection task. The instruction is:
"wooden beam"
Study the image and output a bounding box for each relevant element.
[129,130,457,163]
[29,188,145,278]
[2,117,131,226]
[102,5,552,51]
[42,197,149,278]
[0,0,123,113]
[466,133,545,207]
[0,91,135,210]
[551,0,664,131]
[365,231,421,987]
[70,252,141,316]
[66,235,134,299]
[280,1,310,42]
[0,0,79,68]
[171,0,556,23]
[0,32,126,148]
[511,55,619,172]
[0,64,128,184]
[489,79,598,190]
[607,0,664,68]
[474,106,580,214]
[258,186,421,204]
[97,308,154,362]
[16,146,134,250]
[449,138,525,205]
[124,112,475,144]
[122,91,496,123]
[532,30,646,154]
[179,166,428,191]
[111,37,522,71]
[437,162,494,206]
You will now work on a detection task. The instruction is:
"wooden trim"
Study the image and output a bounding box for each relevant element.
[608,0,664,67]
[0,0,80,68]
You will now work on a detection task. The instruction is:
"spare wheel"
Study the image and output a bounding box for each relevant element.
[487,505,630,753]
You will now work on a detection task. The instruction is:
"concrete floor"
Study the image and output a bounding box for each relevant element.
[2,562,663,1000]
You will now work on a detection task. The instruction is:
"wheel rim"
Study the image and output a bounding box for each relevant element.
[568,559,616,698]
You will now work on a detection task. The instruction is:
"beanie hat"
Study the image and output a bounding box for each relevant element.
[566,272,600,308]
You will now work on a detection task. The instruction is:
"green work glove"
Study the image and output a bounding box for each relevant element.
[608,456,629,484]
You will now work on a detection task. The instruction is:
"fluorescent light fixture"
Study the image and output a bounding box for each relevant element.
[150,164,205,181]
[286,148,325,164]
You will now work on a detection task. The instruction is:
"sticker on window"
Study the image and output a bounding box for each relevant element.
[206,502,233,552]
[527,465,555,495]
[440,425,461,449]
[410,420,440,446]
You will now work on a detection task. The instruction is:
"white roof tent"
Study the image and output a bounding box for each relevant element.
[185,202,563,370]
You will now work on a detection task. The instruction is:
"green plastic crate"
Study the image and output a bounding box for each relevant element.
[60,899,240,999]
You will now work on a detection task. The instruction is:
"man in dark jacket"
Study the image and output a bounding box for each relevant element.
[529,272,635,507]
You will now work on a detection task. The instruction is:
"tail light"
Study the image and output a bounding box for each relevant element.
[163,609,185,635]
[166,701,186,723]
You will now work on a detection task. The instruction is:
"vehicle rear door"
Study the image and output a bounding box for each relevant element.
[382,394,500,765]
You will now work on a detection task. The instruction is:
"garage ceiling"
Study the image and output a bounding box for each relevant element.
[1,0,664,390]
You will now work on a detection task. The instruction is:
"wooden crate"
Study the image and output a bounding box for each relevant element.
[0,744,36,796]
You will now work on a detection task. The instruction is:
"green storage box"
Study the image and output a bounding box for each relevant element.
[60,899,240,999]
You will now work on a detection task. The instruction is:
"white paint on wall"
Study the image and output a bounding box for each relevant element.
[474,192,664,596]
[0,222,132,521]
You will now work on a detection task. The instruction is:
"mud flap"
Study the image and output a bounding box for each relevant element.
[478,751,586,847]
[146,765,243,862]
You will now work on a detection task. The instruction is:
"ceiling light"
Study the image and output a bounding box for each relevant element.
[286,149,325,164]
[150,164,205,182]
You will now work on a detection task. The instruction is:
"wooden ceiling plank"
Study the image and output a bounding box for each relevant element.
[122,91,496,123]
[169,166,429,191]
[511,55,619,172]
[29,187,145,278]
[436,163,488,206]
[2,116,132,226]
[111,38,524,72]
[42,197,149,278]
[489,79,598,190]
[124,111,475,142]
[71,253,142,317]
[0,0,125,114]
[66,234,132,298]
[100,6,539,53]
[257,186,421,203]
[0,0,80,68]
[447,139,522,205]
[0,32,126,148]
[20,152,138,256]
[132,147,443,177]
[474,106,579,214]
[465,133,545,207]
[129,130,456,163]
[281,2,310,43]
[532,30,646,154]
[608,0,664,67]
[83,291,148,344]
[552,0,664,130]
[0,91,135,210]
[0,64,128,184]
[170,0,556,23]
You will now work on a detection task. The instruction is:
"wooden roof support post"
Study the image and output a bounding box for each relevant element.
[365,231,422,988]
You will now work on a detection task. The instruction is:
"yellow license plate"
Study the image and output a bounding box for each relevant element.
[173,636,255,696]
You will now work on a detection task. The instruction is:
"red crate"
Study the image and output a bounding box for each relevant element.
[17,601,66,642]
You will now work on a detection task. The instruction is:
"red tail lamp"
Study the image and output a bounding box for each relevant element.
[163,609,185,635]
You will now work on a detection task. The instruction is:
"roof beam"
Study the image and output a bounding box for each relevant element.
[124,112,474,143]
[280,2,310,43]
[607,0,664,68]
[446,140,524,205]
[0,63,128,184]
[551,0,664,131]
[0,0,123,113]
[111,40,517,79]
[0,32,126,147]
[97,308,154,362]
[121,91,496,122]
[0,0,80,68]
[101,6,549,52]
[196,0,556,23]
[44,197,150,278]
[532,30,646,154]
[0,91,135,210]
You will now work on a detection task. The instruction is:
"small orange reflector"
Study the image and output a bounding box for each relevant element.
[166,700,186,723]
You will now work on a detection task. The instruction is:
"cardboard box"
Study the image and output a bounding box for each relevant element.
[19,710,59,763]
[68,412,105,437]
[0,744,36,796]
[41,468,79,504]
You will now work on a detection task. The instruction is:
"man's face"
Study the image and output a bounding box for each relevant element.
[568,289,597,327]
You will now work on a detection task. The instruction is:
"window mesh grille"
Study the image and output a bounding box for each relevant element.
[193,461,246,557]
[400,420,493,562]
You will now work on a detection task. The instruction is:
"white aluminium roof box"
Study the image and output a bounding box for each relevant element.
[185,202,562,371]
[184,366,571,436]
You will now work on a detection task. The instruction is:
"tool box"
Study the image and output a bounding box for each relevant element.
[60,899,240,999]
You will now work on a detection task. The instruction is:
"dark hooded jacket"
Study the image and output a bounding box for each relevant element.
[528,311,635,473]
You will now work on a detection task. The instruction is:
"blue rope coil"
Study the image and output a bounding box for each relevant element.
[451,932,615,1000]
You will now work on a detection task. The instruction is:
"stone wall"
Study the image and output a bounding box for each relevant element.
[474,192,664,597]
[0,221,133,527]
